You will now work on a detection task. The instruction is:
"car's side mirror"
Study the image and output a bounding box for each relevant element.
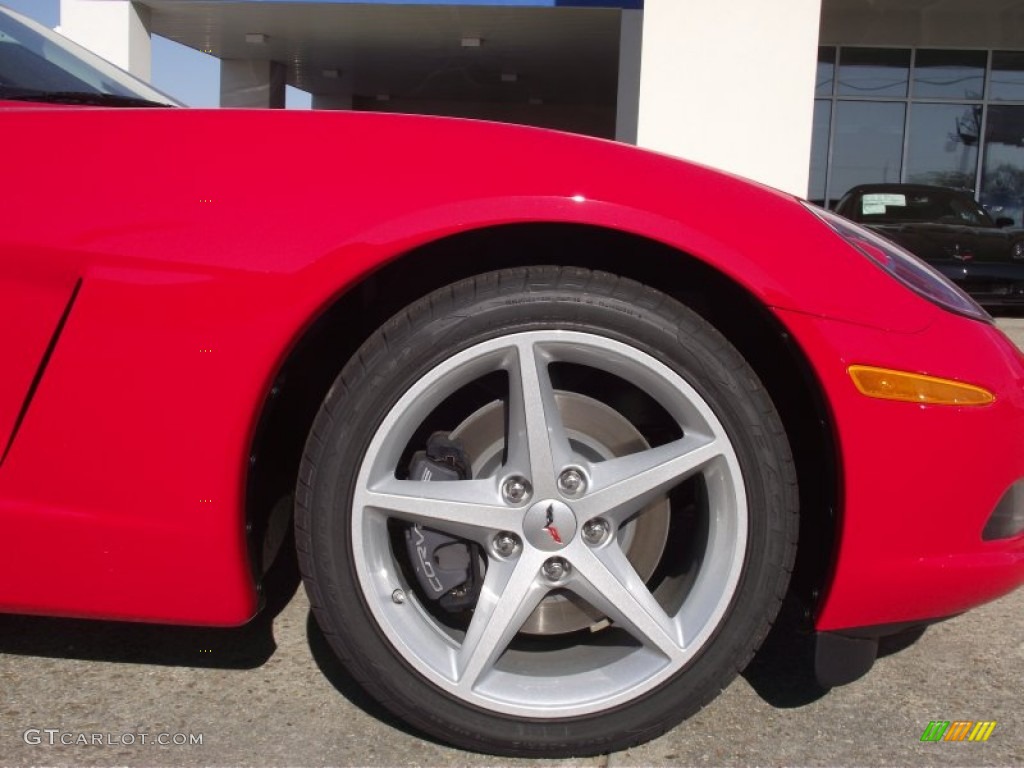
[996,217,1015,228]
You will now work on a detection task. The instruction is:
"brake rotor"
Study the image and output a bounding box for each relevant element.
[451,392,671,635]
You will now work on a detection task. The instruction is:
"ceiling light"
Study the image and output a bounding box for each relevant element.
[501,72,517,83]
[323,69,341,79]
[461,37,482,48]
[245,33,267,44]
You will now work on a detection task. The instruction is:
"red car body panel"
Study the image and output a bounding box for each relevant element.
[777,308,1024,629]
[0,259,78,455]
[1,106,1022,628]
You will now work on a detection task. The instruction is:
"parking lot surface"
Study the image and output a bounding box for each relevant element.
[0,319,1021,768]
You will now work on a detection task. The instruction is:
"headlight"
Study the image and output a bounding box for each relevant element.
[803,203,991,323]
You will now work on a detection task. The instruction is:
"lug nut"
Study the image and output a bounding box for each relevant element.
[493,532,521,558]
[541,557,570,582]
[557,468,586,497]
[502,476,532,505]
[391,589,406,604]
[582,518,610,545]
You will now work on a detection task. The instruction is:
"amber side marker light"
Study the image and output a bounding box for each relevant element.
[848,365,995,406]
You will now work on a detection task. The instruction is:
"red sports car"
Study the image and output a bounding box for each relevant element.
[1,5,1022,758]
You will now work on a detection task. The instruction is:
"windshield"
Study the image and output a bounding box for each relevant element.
[850,188,996,228]
[0,6,178,106]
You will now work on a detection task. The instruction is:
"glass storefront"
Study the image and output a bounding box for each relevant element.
[811,46,1024,225]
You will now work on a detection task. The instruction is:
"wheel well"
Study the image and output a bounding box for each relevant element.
[246,223,838,617]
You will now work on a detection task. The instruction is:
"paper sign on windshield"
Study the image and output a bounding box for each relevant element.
[862,193,906,215]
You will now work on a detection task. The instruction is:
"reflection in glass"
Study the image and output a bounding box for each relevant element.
[817,47,835,97]
[809,100,831,205]
[838,48,910,98]
[913,50,986,100]
[980,105,1024,226]
[830,101,905,200]
[905,103,980,190]
[990,52,1024,101]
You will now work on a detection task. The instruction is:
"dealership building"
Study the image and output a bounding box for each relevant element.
[57,0,1024,217]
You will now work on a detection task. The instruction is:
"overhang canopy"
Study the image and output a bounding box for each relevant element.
[139,1,625,110]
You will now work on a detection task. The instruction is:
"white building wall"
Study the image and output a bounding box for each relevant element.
[58,0,152,79]
[636,0,822,196]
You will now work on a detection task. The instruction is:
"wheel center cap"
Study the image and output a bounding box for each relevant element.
[524,499,576,551]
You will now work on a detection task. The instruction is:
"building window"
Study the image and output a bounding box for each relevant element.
[990,52,1024,101]
[913,50,986,100]
[810,46,1024,225]
[838,48,910,98]
[905,103,980,189]
[809,100,831,202]
[830,101,906,197]
[816,47,835,98]
[981,105,1024,226]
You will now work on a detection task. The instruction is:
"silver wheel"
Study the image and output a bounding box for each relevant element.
[451,392,671,635]
[352,330,747,717]
[298,267,797,756]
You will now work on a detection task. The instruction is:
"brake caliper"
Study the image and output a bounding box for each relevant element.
[404,432,483,611]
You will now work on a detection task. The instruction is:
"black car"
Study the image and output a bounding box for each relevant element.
[835,183,1024,307]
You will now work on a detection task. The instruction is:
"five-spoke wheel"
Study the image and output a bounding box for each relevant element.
[297,268,798,756]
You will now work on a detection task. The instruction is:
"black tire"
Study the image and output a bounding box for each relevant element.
[296,267,798,757]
